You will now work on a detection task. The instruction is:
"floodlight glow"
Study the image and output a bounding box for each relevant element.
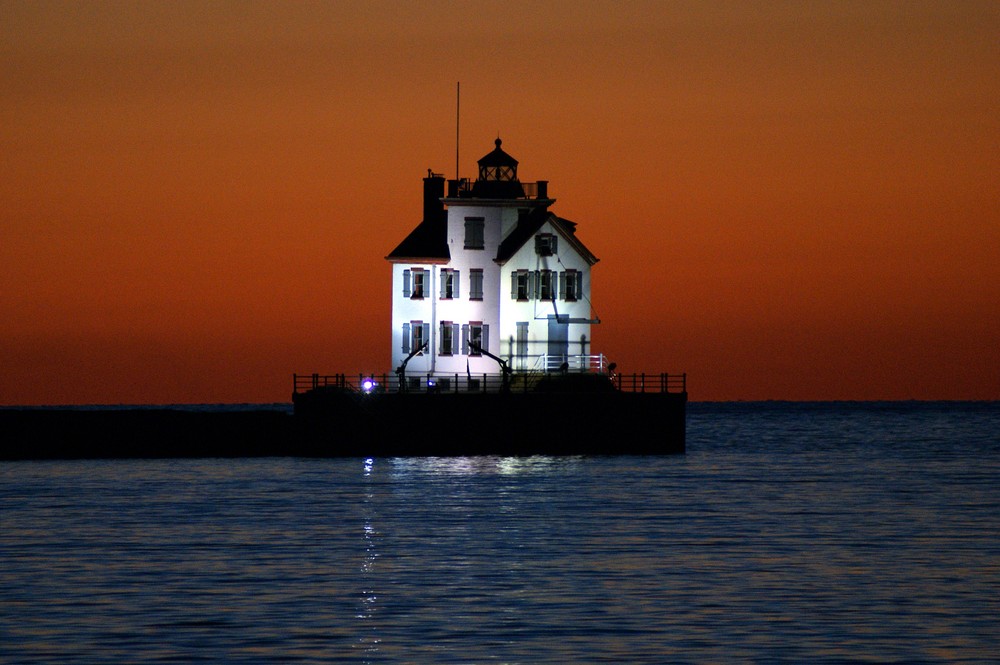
[427,379,436,388]
[361,378,376,393]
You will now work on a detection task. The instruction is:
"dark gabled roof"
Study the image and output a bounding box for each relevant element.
[478,138,518,167]
[385,215,449,262]
[495,207,599,266]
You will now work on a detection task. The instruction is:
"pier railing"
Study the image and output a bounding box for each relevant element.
[294,372,686,395]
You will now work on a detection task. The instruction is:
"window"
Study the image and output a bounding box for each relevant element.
[469,269,484,300]
[511,270,531,301]
[462,322,489,356]
[535,233,557,256]
[408,320,427,354]
[561,270,581,302]
[538,270,555,301]
[439,321,458,355]
[440,269,459,299]
[404,268,427,299]
[464,217,485,249]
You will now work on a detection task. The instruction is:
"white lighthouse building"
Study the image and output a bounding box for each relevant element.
[386,138,601,388]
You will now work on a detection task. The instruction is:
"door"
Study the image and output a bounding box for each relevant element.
[547,315,568,370]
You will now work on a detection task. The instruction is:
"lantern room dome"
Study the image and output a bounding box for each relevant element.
[477,138,519,182]
[472,138,525,198]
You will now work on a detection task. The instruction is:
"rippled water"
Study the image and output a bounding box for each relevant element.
[2,402,998,663]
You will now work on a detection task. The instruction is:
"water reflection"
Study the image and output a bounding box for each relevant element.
[389,454,584,477]
[358,457,380,660]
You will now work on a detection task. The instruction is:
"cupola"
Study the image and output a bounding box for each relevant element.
[472,138,525,198]
[477,138,518,182]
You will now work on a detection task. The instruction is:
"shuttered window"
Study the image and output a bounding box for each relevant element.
[401,322,410,353]
[538,270,555,301]
[464,322,489,356]
[535,233,557,256]
[561,270,580,301]
[440,269,459,299]
[409,320,426,355]
[411,269,427,299]
[469,269,483,300]
[512,270,530,300]
[403,269,411,298]
[464,217,485,249]
[440,321,458,355]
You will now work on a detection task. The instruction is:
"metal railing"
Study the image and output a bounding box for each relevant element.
[294,371,686,395]
[613,372,687,394]
[448,179,548,200]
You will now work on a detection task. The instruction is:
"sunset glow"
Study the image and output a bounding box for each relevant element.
[2,1,998,403]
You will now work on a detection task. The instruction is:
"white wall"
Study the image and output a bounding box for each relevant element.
[389,204,596,379]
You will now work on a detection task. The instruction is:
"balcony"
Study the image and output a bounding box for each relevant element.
[447,179,549,200]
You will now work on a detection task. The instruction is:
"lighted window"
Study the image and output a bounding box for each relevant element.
[404,268,427,299]
[469,269,484,300]
[440,269,459,299]
[464,217,485,250]
[411,320,427,354]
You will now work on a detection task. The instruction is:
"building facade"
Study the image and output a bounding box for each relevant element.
[386,139,600,383]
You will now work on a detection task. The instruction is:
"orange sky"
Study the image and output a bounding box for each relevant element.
[2,1,998,403]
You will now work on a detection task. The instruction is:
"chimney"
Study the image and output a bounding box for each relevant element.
[423,170,445,222]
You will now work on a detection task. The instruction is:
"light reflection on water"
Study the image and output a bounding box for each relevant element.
[1,402,999,663]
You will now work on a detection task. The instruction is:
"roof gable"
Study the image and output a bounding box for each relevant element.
[495,208,599,266]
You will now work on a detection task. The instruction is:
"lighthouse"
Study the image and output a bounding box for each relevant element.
[386,138,601,388]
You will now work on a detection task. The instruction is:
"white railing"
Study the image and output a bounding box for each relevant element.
[537,354,609,373]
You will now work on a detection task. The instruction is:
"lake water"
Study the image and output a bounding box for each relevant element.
[2,402,998,663]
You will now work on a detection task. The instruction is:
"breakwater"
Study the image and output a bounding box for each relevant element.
[1,409,295,460]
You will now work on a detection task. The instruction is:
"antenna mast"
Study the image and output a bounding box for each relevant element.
[455,81,460,182]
